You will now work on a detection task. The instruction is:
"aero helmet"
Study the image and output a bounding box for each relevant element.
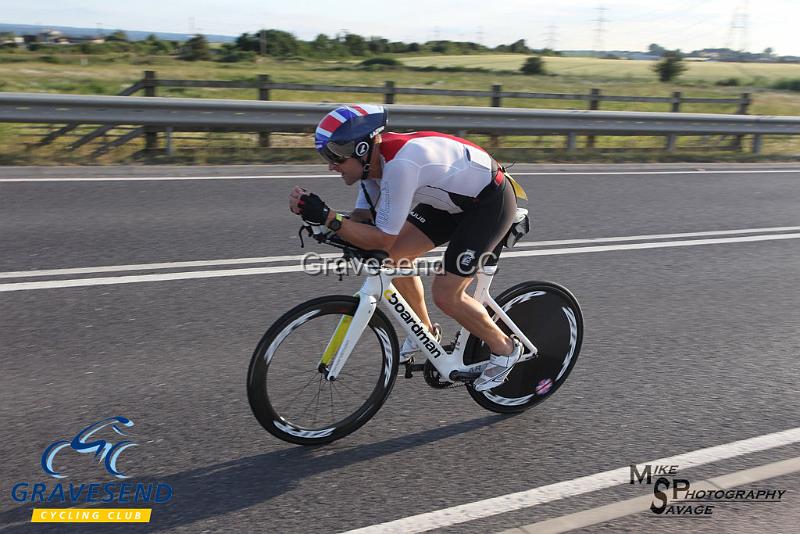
[314,105,388,166]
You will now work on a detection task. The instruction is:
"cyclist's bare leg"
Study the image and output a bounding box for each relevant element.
[387,221,436,329]
[432,272,514,355]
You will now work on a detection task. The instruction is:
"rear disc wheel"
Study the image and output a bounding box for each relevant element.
[464,281,583,413]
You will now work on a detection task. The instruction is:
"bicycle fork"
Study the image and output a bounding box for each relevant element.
[319,278,382,381]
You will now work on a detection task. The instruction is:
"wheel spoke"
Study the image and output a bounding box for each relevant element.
[284,373,322,406]
[311,378,324,425]
[330,379,360,395]
[328,381,335,418]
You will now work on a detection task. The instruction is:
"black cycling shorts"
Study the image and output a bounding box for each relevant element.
[406,175,517,277]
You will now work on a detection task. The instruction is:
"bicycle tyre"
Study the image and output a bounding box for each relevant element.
[247,295,399,445]
[464,281,583,414]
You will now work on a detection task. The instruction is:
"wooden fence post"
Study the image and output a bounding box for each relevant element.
[491,84,503,108]
[587,88,601,148]
[738,92,752,115]
[143,71,158,152]
[666,91,681,152]
[671,91,682,112]
[384,81,396,104]
[258,74,271,148]
[734,92,751,151]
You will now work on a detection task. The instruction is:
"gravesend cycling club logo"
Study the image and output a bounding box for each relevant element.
[630,463,787,517]
[42,416,137,479]
[10,416,174,524]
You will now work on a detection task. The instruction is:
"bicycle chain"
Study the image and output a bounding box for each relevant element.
[421,358,471,390]
[407,338,474,390]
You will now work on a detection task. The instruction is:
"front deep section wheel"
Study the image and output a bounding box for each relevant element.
[464,281,583,414]
[247,295,399,445]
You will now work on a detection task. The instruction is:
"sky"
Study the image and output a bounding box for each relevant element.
[2,0,797,55]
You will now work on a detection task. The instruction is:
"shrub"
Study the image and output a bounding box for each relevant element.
[520,56,545,75]
[38,55,64,64]
[715,77,740,86]
[0,55,28,63]
[217,50,256,63]
[179,35,211,61]
[652,52,687,82]
[772,79,800,91]
[359,56,401,67]
[409,65,488,73]
[277,55,307,62]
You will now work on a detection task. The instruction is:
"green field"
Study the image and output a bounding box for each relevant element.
[400,54,800,84]
[1,52,799,164]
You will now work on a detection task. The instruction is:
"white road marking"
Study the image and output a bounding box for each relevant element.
[1,232,799,292]
[501,232,800,260]
[510,226,800,249]
[0,253,341,279]
[0,175,330,182]
[498,456,800,534]
[341,427,800,534]
[515,170,800,176]
[3,226,799,280]
[1,169,799,182]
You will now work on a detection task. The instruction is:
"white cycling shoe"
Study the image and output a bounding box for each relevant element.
[399,323,442,364]
[473,338,523,392]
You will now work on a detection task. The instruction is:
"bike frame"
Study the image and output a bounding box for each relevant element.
[322,259,538,381]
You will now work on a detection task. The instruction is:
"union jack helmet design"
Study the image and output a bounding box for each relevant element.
[314,104,387,164]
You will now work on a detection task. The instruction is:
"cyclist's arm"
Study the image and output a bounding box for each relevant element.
[326,161,418,251]
[348,208,373,224]
[324,214,397,251]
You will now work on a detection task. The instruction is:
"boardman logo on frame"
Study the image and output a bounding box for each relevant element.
[10,416,174,523]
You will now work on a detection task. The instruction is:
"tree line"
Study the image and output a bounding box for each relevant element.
[1,28,558,62]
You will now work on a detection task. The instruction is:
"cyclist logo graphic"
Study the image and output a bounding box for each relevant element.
[459,249,476,271]
[41,416,137,479]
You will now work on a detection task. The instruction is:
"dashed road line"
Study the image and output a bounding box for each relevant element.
[1,232,799,292]
[4,226,799,280]
[1,169,799,182]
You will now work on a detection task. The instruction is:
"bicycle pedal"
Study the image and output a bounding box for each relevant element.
[403,361,413,378]
[403,362,425,378]
[449,370,482,382]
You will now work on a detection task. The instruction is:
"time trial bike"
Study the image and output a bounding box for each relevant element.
[247,208,583,445]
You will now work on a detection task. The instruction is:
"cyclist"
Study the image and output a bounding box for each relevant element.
[289,104,521,391]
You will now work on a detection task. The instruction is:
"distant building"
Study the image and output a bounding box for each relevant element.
[23,29,69,44]
[38,29,65,43]
[68,35,106,44]
[0,36,24,47]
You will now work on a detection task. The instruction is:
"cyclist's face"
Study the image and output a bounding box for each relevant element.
[328,157,363,185]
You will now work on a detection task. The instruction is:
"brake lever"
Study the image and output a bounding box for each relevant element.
[298,225,311,248]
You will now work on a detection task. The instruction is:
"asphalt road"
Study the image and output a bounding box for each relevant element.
[1,163,799,533]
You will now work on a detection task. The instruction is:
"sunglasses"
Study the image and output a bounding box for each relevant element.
[320,144,349,165]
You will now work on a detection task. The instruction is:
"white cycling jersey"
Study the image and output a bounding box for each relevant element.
[354,132,496,235]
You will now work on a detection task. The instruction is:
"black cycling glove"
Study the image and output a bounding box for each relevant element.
[298,192,330,225]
